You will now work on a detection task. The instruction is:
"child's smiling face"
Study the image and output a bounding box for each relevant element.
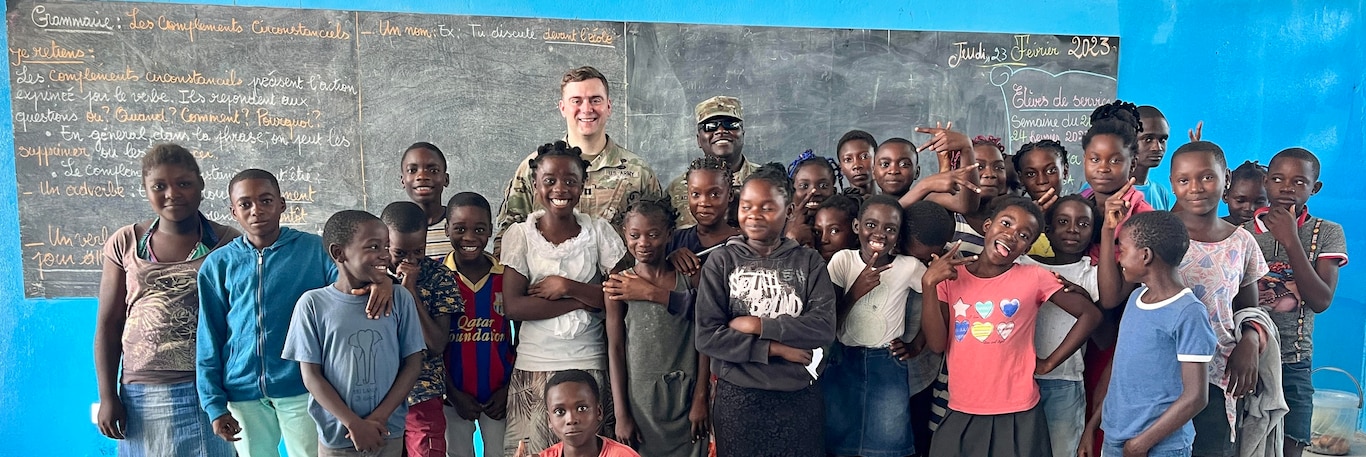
[386,228,426,272]
[533,155,585,215]
[982,205,1040,266]
[1223,178,1267,225]
[622,212,670,265]
[792,162,834,210]
[400,147,449,206]
[686,168,731,228]
[1169,150,1226,217]
[856,203,901,261]
[737,179,789,243]
[445,205,492,263]
[336,219,391,287]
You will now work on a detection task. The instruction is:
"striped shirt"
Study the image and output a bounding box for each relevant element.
[443,252,514,403]
[426,216,453,261]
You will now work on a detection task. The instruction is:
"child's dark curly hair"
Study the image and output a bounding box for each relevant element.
[745,162,795,205]
[528,140,591,180]
[615,194,678,230]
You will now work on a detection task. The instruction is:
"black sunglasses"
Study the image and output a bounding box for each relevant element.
[698,119,743,133]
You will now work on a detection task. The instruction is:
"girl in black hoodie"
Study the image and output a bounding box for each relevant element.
[694,163,837,457]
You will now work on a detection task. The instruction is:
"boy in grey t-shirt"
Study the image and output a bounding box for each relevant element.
[284,210,426,456]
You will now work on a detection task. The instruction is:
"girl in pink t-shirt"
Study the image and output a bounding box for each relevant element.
[921,196,1101,457]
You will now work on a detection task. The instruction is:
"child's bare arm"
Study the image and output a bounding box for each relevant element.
[503,269,590,320]
[690,353,712,441]
[1263,206,1341,312]
[1078,361,1113,457]
[1039,289,1102,374]
[95,261,129,439]
[368,352,424,423]
[1123,362,1209,455]
[605,298,638,446]
[1097,193,1135,309]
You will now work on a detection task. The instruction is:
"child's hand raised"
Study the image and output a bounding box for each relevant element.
[1188,120,1204,142]
[394,260,420,290]
[922,242,976,288]
[1103,178,1136,231]
[849,252,886,298]
[915,121,972,154]
[1262,204,1300,246]
[668,247,702,277]
[1034,187,1059,213]
[344,417,388,452]
[915,163,982,196]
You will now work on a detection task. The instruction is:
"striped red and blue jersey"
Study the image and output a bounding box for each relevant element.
[443,252,515,404]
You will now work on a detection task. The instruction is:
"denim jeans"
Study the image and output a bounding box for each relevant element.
[1037,378,1085,457]
[119,381,236,457]
[1103,441,1192,456]
[823,345,916,457]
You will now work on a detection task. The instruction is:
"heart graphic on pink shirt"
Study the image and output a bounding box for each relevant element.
[1001,299,1021,318]
[971,322,994,342]
[953,300,970,317]
[974,301,994,319]
[997,322,1016,340]
[954,320,969,341]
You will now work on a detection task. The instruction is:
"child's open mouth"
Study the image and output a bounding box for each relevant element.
[868,240,886,252]
[993,240,1012,257]
[550,198,571,208]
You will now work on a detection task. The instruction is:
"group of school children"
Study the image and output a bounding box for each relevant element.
[92,63,1347,457]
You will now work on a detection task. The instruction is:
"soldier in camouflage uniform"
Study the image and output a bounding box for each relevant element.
[665,96,760,229]
[494,66,663,252]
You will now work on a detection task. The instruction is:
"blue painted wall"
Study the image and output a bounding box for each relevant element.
[0,1,1360,456]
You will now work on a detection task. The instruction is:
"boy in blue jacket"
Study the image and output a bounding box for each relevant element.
[197,169,391,457]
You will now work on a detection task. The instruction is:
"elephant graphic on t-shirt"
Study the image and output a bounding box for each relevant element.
[347,329,383,385]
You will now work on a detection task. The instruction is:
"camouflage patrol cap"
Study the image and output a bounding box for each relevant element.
[695,96,743,123]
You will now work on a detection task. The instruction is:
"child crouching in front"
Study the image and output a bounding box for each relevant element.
[283,210,426,456]
[513,370,640,457]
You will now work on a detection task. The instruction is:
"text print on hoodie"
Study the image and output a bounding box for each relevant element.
[695,237,836,392]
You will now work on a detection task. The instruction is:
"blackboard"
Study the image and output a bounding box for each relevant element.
[624,24,1119,193]
[7,1,1116,297]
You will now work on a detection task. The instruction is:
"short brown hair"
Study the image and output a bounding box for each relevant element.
[560,66,610,98]
[142,143,201,179]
